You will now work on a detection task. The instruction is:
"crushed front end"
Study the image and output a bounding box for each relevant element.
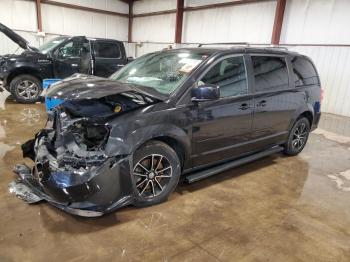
[9,98,137,217]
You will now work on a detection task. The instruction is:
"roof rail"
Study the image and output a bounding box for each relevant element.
[262,45,289,51]
[198,42,250,47]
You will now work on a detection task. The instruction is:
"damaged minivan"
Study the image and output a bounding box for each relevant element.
[10,47,321,217]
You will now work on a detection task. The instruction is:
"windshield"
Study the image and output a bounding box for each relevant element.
[110,50,209,95]
[38,36,67,54]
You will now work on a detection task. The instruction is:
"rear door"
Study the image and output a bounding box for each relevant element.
[191,55,254,167]
[92,40,127,77]
[249,55,297,149]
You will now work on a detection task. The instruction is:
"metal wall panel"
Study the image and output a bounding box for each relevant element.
[281,0,350,44]
[41,2,128,40]
[133,14,176,42]
[182,1,276,44]
[133,0,176,14]
[287,46,350,117]
[51,0,129,14]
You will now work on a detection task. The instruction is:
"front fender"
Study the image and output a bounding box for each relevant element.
[105,124,191,159]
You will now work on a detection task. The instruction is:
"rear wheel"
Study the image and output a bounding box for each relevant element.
[10,74,42,104]
[132,141,181,207]
[284,117,310,156]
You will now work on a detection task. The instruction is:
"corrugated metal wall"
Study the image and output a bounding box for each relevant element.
[0,0,128,55]
[281,0,350,116]
[130,0,350,117]
[182,1,276,44]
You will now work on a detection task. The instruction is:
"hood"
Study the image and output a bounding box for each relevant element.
[46,74,167,101]
[0,23,38,52]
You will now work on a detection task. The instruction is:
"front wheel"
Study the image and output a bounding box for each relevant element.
[284,117,310,156]
[10,74,42,104]
[132,141,181,207]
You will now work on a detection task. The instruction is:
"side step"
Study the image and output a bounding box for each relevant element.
[185,146,284,183]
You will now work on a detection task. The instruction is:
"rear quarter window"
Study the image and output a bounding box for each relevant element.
[291,56,319,87]
[94,41,121,58]
[251,56,289,92]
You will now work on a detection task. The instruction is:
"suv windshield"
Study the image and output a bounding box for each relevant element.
[38,36,67,54]
[110,50,209,95]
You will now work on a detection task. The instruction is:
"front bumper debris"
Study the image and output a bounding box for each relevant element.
[9,134,135,217]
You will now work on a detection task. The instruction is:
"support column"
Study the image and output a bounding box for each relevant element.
[175,0,184,44]
[271,0,286,45]
[128,1,133,43]
[35,0,43,32]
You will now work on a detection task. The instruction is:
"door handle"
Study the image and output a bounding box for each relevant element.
[257,100,266,107]
[239,103,250,110]
[117,64,125,67]
[71,63,78,67]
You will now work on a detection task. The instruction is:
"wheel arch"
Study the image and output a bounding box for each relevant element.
[298,111,313,126]
[7,67,42,86]
[105,124,192,169]
[288,102,315,131]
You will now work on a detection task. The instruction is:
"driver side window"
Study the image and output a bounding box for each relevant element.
[200,56,247,98]
[56,39,89,59]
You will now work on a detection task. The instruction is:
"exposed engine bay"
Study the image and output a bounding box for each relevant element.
[34,91,155,171]
[10,90,157,216]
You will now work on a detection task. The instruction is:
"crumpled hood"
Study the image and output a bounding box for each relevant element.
[46,74,167,101]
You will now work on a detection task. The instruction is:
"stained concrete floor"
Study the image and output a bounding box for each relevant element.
[0,91,349,262]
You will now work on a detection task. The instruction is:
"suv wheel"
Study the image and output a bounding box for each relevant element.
[10,74,42,104]
[132,141,181,207]
[284,117,310,156]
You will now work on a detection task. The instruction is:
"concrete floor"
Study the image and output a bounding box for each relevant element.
[0,91,349,262]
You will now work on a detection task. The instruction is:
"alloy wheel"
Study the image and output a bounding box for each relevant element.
[292,122,308,151]
[133,154,172,198]
[17,80,39,100]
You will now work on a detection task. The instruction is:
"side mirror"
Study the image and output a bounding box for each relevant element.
[191,84,220,102]
[127,57,134,63]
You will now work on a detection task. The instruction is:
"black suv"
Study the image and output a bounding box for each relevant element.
[0,23,129,103]
[10,47,321,217]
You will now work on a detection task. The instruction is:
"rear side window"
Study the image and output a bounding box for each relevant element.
[252,56,289,92]
[94,41,121,58]
[291,56,319,87]
[200,56,247,98]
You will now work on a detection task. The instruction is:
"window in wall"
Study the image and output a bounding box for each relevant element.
[200,56,247,98]
[94,42,121,58]
[291,56,319,87]
[251,56,289,92]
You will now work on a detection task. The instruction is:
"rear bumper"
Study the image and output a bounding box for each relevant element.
[9,133,135,217]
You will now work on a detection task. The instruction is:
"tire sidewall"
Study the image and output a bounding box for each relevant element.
[131,141,181,207]
[285,117,310,155]
[10,75,42,104]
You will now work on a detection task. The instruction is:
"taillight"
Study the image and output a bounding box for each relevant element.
[320,88,324,103]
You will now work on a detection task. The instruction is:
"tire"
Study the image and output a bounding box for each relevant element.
[10,74,42,104]
[283,117,310,156]
[132,140,181,207]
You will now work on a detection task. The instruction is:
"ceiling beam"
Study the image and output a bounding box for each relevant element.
[184,0,274,12]
[132,0,274,18]
[41,0,129,18]
[271,0,286,45]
